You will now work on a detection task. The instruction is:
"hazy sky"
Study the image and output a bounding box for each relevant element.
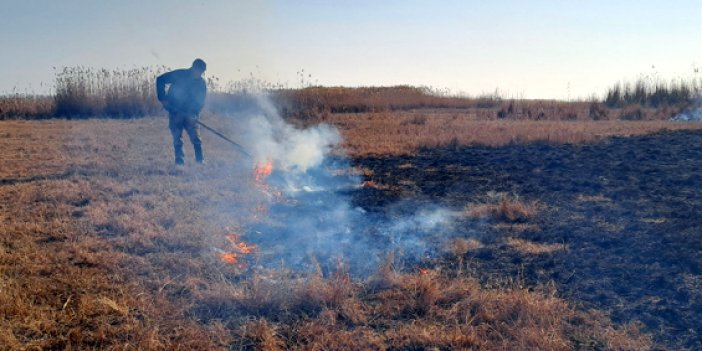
[1,0,700,99]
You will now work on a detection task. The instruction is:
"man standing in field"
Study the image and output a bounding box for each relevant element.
[156,58,207,165]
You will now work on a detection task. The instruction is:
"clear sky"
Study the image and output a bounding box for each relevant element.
[1,0,700,99]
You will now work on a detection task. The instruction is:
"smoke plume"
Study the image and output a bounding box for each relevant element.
[672,98,702,121]
[223,95,458,275]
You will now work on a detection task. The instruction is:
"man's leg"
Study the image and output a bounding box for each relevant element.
[169,114,186,165]
[184,115,204,163]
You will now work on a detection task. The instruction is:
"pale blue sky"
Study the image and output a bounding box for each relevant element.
[1,0,700,99]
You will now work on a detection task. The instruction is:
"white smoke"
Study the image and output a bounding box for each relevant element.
[672,98,702,121]
[226,94,460,275]
[244,96,340,173]
[381,207,456,265]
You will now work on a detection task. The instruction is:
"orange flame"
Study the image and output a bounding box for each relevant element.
[220,233,256,265]
[220,253,238,264]
[252,159,284,206]
[254,160,274,182]
[236,241,256,254]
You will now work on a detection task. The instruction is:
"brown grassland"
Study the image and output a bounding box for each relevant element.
[328,110,702,155]
[4,108,699,350]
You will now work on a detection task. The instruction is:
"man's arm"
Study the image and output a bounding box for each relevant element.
[155,71,175,102]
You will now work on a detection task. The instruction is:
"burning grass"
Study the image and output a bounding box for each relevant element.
[0,115,659,349]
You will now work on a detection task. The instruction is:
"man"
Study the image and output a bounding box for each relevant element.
[156,58,207,165]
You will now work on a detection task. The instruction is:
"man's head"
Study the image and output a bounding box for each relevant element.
[191,58,206,77]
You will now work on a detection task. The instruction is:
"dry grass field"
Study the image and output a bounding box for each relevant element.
[328,110,702,155]
[1,112,684,350]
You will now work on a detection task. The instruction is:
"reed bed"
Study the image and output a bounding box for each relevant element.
[1,65,699,121]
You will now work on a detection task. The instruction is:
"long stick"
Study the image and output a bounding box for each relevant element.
[196,120,251,158]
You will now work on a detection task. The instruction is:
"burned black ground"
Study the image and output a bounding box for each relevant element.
[353,129,702,350]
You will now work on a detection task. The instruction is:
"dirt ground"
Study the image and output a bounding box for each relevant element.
[353,129,702,350]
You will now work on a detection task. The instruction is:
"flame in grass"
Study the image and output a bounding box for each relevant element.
[253,159,283,200]
[254,160,274,182]
[229,234,256,254]
[219,233,256,266]
[220,253,238,264]
[251,159,285,223]
[217,162,272,265]
[227,233,257,254]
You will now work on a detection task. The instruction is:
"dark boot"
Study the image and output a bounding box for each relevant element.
[194,144,204,164]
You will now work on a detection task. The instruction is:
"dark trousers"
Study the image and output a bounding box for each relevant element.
[169,112,203,163]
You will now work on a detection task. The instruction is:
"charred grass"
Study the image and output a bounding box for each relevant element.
[352,127,702,349]
[0,113,686,350]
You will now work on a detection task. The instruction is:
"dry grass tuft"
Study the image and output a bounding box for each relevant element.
[234,319,285,351]
[506,237,567,255]
[468,193,539,223]
[576,194,612,203]
[359,179,388,189]
[450,238,484,256]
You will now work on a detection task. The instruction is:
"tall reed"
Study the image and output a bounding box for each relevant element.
[54,66,166,118]
[604,76,702,108]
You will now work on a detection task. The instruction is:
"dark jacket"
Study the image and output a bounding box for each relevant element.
[156,69,206,115]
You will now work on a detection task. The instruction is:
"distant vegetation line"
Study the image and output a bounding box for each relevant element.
[604,77,701,108]
[0,65,700,120]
